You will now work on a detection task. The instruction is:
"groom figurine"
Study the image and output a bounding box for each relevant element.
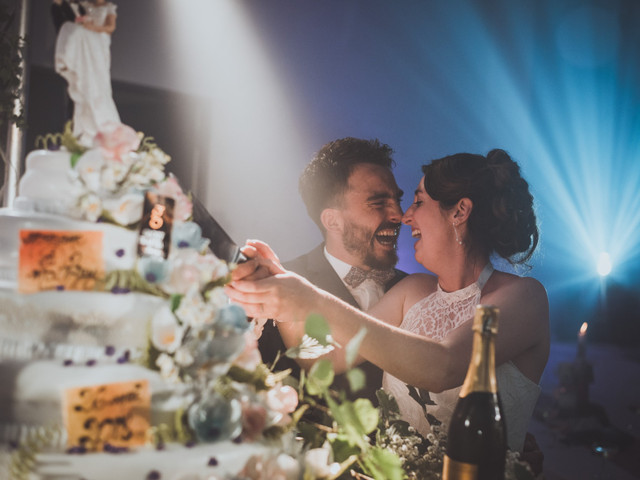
[258,137,406,404]
[51,0,85,34]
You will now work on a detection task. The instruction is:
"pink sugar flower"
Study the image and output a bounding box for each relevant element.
[93,122,141,162]
[267,385,298,415]
[152,175,193,222]
[240,402,267,442]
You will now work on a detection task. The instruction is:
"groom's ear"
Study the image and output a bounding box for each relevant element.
[321,208,344,233]
[452,197,473,224]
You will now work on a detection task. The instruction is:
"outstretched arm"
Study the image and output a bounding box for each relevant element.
[226,268,549,392]
[225,271,455,389]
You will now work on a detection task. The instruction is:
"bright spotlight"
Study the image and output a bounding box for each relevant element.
[597,252,612,277]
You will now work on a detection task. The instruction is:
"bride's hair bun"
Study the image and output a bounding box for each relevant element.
[422,149,538,264]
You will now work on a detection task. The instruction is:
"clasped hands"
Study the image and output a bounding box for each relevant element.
[224,240,316,323]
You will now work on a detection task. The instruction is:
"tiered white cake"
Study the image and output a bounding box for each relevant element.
[0,125,299,480]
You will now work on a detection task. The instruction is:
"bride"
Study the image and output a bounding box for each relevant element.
[225,149,550,454]
[54,0,120,145]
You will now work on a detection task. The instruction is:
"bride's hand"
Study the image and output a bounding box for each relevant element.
[224,271,317,323]
[231,240,285,282]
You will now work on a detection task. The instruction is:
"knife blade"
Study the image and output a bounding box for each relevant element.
[190,194,246,264]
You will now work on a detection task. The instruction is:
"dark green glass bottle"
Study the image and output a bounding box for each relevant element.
[442,305,506,480]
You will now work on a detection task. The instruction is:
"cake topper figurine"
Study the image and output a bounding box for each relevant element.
[53,0,120,146]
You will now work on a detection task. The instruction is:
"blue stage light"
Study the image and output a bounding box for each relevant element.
[597,252,612,277]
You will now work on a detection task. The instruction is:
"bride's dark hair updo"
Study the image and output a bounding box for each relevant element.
[422,149,539,264]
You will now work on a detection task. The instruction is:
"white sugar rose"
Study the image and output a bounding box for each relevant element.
[102,192,144,226]
[175,285,216,327]
[151,305,184,353]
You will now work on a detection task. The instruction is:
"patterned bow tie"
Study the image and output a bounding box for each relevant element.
[343,266,395,288]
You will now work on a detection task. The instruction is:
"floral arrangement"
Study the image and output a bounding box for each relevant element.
[29,122,302,450]
[232,316,537,480]
[139,230,300,446]
[36,121,175,226]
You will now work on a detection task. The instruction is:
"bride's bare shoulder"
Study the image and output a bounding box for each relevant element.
[488,270,547,301]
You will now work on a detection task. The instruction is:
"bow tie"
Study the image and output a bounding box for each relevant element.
[343,266,396,288]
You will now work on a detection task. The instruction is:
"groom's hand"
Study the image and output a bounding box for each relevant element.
[231,241,284,282]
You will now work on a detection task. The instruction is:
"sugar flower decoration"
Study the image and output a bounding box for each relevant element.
[93,122,141,162]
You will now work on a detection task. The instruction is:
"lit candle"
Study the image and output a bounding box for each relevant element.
[577,322,588,358]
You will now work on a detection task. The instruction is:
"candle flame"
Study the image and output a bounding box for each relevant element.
[579,322,588,335]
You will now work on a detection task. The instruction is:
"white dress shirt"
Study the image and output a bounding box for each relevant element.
[324,248,386,311]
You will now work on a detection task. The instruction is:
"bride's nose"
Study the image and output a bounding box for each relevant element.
[402,208,413,225]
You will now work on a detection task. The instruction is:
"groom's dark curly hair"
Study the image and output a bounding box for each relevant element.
[299,137,396,234]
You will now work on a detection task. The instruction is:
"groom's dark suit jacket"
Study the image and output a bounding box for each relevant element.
[258,243,406,405]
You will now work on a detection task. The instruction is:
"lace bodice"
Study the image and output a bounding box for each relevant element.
[398,273,487,341]
[381,264,540,451]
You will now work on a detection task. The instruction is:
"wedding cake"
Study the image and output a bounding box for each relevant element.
[0,123,301,479]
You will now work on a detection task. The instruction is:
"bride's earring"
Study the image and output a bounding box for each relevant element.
[453,222,463,245]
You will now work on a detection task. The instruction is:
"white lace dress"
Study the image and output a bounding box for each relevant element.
[55,2,120,144]
[381,264,540,452]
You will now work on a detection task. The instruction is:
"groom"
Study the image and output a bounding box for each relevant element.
[258,137,406,405]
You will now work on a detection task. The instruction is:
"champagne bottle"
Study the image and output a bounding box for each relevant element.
[442,305,506,480]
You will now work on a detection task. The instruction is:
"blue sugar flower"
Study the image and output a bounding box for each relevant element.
[187,393,242,443]
[172,222,210,252]
[215,304,250,334]
[183,326,246,369]
[137,256,170,284]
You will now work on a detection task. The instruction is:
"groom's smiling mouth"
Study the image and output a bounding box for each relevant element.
[374,225,400,246]
[411,228,421,238]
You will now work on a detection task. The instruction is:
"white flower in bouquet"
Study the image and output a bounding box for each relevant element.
[165,250,227,294]
[173,345,194,367]
[129,163,165,188]
[74,149,103,192]
[78,192,102,222]
[174,285,216,328]
[99,154,138,193]
[156,352,180,384]
[102,192,144,226]
[127,149,167,189]
[206,286,229,310]
[240,452,301,480]
[232,330,262,371]
[151,305,184,354]
[304,447,341,478]
[164,250,204,294]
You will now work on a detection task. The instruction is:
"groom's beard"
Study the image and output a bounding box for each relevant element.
[342,220,398,270]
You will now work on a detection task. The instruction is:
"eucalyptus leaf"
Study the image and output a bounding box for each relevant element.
[326,396,378,448]
[170,294,183,312]
[304,313,332,346]
[70,151,82,168]
[329,436,361,463]
[361,446,405,480]
[346,367,366,394]
[344,326,367,368]
[306,359,334,396]
[376,389,401,416]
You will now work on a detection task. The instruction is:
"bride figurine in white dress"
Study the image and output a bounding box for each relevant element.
[54,0,120,145]
[225,149,550,454]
